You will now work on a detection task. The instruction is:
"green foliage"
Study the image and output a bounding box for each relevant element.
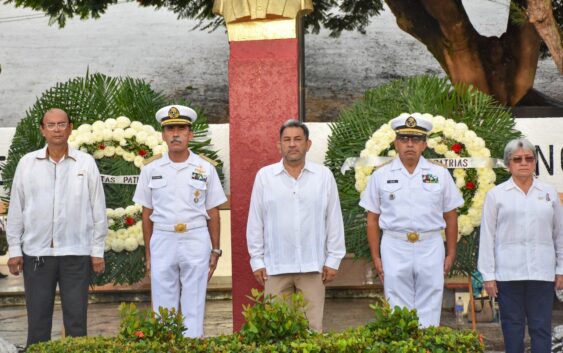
[27,296,484,353]
[0,72,224,285]
[118,302,186,343]
[325,75,520,275]
[240,288,310,344]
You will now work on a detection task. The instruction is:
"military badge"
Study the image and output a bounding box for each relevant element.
[546,193,551,202]
[194,190,201,203]
[389,193,395,201]
[405,116,417,127]
[191,166,207,182]
[168,106,180,119]
[422,174,439,183]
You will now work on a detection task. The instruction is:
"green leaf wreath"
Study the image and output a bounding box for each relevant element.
[324,75,521,276]
[0,72,223,285]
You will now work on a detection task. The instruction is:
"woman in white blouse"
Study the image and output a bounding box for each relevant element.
[478,138,563,353]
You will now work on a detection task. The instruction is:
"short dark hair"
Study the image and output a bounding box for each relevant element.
[40,108,72,126]
[279,119,309,140]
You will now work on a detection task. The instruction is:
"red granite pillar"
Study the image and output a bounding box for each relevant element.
[229,38,299,330]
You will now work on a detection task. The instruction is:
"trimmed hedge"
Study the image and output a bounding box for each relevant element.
[27,294,484,353]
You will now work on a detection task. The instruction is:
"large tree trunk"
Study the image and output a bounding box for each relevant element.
[528,0,563,73]
[385,0,544,106]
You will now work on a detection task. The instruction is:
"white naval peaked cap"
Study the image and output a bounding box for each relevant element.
[390,113,432,136]
[155,105,197,126]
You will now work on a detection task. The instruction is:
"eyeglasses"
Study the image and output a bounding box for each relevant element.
[396,135,426,143]
[43,122,69,130]
[510,156,535,164]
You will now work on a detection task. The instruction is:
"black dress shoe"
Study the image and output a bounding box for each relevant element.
[0,272,8,278]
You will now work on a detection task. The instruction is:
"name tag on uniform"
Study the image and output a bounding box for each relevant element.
[152,175,163,180]
[386,180,398,184]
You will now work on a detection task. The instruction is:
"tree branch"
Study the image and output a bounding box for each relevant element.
[527,0,563,73]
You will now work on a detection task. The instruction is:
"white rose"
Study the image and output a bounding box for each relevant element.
[455,123,469,132]
[93,150,105,159]
[143,125,156,134]
[464,131,477,141]
[108,219,115,227]
[135,131,148,145]
[80,147,88,153]
[92,121,105,131]
[104,118,117,129]
[114,207,126,218]
[124,128,136,139]
[117,229,128,238]
[455,177,465,189]
[124,237,139,252]
[77,124,92,133]
[134,156,145,168]
[152,145,164,155]
[123,152,135,162]
[103,146,116,157]
[106,208,115,218]
[116,116,131,129]
[387,150,396,157]
[435,144,448,155]
[119,139,127,147]
[145,136,158,148]
[130,121,143,131]
[69,141,80,149]
[115,146,124,156]
[125,205,137,215]
[111,238,125,252]
[453,169,466,179]
[102,129,113,141]
[112,128,125,141]
[444,151,458,158]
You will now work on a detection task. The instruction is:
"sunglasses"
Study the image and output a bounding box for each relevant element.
[510,156,535,164]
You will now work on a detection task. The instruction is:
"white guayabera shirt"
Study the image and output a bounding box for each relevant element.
[246,160,346,275]
[478,178,563,282]
[7,146,107,258]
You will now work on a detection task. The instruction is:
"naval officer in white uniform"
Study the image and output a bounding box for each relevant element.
[359,113,463,327]
[133,105,227,337]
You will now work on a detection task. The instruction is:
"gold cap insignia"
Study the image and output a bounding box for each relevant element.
[168,107,180,120]
[405,116,417,128]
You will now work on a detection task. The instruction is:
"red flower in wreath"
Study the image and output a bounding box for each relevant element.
[98,144,106,150]
[451,143,463,154]
[465,181,476,190]
[125,217,136,226]
[138,149,147,157]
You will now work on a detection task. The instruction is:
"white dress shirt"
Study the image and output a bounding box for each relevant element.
[478,178,563,282]
[359,157,464,232]
[246,160,346,275]
[133,151,227,223]
[7,146,107,258]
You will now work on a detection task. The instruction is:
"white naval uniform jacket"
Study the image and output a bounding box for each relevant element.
[133,151,227,226]
[360,156,463,232]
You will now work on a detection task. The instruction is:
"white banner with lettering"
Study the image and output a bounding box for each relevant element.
[1,118,562,196]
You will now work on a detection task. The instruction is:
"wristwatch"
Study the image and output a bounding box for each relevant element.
[211,248,223,257]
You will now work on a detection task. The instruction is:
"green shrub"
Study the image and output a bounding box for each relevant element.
[27,293,484,353]
[240,288,310,344]
[118,303,186,343]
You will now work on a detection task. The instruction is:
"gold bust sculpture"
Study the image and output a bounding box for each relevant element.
[213,0,313,23]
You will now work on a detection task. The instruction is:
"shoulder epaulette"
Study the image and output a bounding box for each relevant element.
[143,153,162,166]
[198,154,219,167]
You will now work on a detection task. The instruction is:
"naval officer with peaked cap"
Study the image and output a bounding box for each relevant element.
[133,105,227,337]
[359,113,463,327]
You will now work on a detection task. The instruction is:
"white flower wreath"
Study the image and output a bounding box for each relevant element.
[68,116,168,252]
[355,112,497,239]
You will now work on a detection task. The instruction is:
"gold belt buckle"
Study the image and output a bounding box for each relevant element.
[407,232,419,243]
[174,223,187,233]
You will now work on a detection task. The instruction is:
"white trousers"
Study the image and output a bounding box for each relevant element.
[381,234,444,327]
[150,227,210,338]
